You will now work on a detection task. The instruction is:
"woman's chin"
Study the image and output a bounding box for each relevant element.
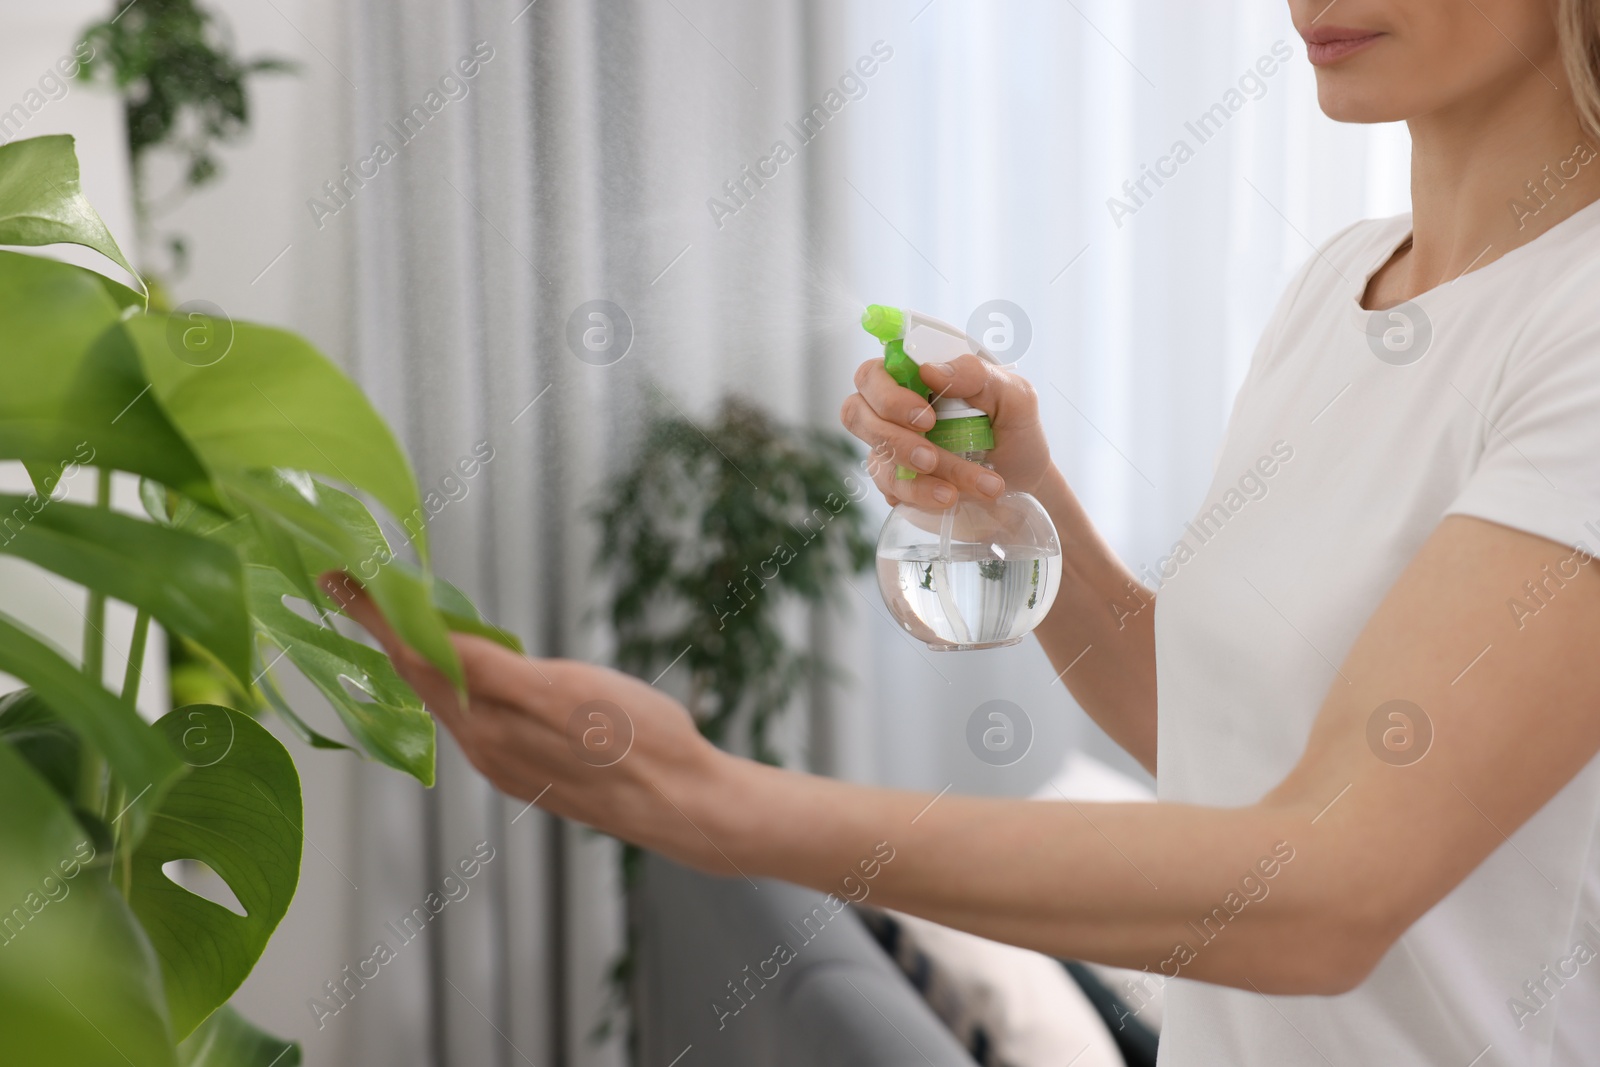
[1315,82,1414,126]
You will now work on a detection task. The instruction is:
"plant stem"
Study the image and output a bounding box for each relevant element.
[82,467,112,684]
[113,608,148,896]
[122,610,150,708]
[76,467,113,816]
[75,746,106,819]
[119,807,134,897]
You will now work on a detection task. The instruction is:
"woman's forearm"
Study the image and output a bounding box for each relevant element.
[1029,464,1159,771]
[684,754,1371,995]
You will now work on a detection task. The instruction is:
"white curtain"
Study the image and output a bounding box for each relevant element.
[146,1,1413,1065]
[283,2,864,1065]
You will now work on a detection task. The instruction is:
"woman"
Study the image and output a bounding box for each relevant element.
[333,1,1600,1061]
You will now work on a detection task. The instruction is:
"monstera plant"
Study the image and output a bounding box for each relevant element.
[0,134,510,1065]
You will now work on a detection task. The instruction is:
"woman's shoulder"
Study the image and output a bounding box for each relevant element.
[1319,212,1412,271]
[1268,214,1411,318]
[1257,214,1411,339]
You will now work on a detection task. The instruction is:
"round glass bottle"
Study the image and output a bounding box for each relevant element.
[876,420,1061,650]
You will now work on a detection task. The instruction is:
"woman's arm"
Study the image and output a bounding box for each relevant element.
[1027,462,1158,771]
[841,355,1158,770]
[330,513,1600,995]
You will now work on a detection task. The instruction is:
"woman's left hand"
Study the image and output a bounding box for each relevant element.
[322,574,724,855]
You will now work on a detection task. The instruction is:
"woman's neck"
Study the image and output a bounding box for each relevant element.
[1364,60,1600,309]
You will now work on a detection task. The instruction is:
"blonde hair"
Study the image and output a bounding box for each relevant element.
[1558,0,1600,139]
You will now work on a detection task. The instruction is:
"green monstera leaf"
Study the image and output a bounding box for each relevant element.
[434,574,525,653]
[223,471,462,691]
[123,314,428,562]
[247,565,434,784]
[0,494,252,684]
[0,689,83,805]
[121,316,466,687]
[128,706,302,1040]
[0,614,183,844]
[0,132,526,1064]
[0,742,177,1067]
[178,1005,300,1067]
[0,253,214,502]
[0,134,139,285]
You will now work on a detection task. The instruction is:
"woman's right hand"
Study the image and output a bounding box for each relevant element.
[840,354,1054,508]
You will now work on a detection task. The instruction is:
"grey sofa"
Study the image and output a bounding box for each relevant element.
[635,853,972,1067]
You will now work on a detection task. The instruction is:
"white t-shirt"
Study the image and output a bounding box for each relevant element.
[1154,199,1600,1066]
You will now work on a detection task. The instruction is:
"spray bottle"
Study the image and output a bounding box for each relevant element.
[861,304,1062,650]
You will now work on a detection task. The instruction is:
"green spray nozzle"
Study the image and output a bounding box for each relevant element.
[862,304,924,480]
[861,303,905,342]
[862,305,926,398]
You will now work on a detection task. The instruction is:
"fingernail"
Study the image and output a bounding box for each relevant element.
[977,472,1004,497]
[925,362,953,377]
[932,484,955,505]
[910,406,935,429]
[911,445,937,471]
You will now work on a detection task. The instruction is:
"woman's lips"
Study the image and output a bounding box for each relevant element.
[1304,29,1383,66]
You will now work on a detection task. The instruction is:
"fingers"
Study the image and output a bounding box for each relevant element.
[845,398,1008,508]
[842,356,1025,509]
[324,572,597,752]
[320,572,399,650]
[847,404,955,506]
[319,574,711,819]
[867,443,1006,507]
[918,354,1040,428]
[319,571,468,723]
[840,365,958,505]
[853,359,937,430]
[451,632,562,707]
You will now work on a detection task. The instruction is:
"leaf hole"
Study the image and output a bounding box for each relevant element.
[162,858,247,917]
[338,674,377,705]
[280,593,321,623]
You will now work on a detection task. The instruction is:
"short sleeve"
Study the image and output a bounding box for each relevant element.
[1446,264,1600,552]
